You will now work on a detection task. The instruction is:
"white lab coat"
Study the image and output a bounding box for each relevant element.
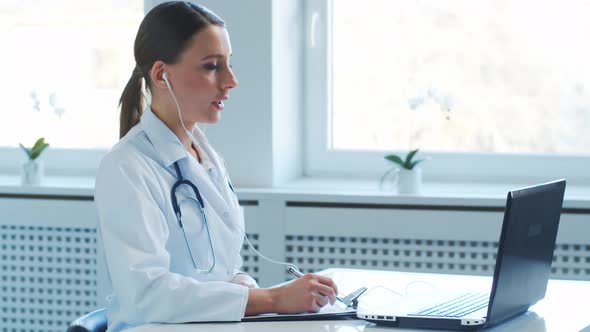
[94,107,248,332]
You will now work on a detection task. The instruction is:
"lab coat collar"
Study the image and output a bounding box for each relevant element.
[140,106,236,222]
[140,107,187,167]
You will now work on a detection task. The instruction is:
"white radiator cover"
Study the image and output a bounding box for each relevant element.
[1,194,589,331]
[1,225,97,330]
[284,235,590,279]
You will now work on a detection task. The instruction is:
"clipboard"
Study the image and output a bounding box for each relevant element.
[241,300,357,322]
[242,286,367,322]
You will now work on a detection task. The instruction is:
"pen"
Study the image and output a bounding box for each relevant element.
[286,265,304,278]
[287,266,345,304]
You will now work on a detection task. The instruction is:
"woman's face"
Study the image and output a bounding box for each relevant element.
[166,25,238,124]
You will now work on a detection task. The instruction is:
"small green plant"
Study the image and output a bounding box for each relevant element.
[379,149,426,190]
[384,148,425,170]
[19,138,49,161]
[379,85,453,191]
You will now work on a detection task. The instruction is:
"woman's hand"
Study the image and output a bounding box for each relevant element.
[245,273,339,316]
[271,273,339,314]
[230,273,259,288]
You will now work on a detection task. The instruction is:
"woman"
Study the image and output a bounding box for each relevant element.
[94,2,338,331]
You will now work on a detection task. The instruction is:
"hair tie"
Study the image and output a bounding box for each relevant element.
[133,65,143,76]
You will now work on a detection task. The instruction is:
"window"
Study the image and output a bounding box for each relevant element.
[305,0,590,182]
[0,0,144,174]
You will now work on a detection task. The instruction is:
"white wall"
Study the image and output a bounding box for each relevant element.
[191,0,304,187]
[271,0,304,187]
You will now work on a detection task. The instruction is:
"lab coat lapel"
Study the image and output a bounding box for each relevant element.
[140,107,237,227]
[181,155,231,220]
[189,126,225,177]
[189,125,240,213]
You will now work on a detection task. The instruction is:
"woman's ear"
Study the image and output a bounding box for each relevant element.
[150,60,169,90]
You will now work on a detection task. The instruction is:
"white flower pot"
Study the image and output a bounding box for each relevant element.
[21,159,44,186]
[379,167,423,195]
[398,167,422,195]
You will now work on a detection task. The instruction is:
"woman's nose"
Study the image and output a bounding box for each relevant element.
[224,68,239,90]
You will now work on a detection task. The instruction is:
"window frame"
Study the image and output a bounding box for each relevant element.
[304,0,590,184]
[0,1,154,177]
[0,147,107,177]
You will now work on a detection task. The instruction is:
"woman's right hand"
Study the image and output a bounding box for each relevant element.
[245,273,339,316]
[271,273,339,314]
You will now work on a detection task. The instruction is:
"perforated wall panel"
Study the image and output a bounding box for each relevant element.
[239,233,261,282]
[0,225,98,332]
[552,243,590,279]
[284,235,590,281]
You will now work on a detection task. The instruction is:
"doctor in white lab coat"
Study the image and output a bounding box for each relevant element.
[94,2,338,332]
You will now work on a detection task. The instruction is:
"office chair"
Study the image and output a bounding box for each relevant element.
[66,308,107,332]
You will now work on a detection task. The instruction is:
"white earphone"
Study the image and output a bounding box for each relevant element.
[162,71,298,272]
[161,72,199,144]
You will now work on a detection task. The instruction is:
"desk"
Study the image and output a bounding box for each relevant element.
[129,268,590,332]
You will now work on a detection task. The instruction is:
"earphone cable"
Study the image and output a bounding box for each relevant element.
[164,74,200,147]
[164,73,300,273]
[241,229,300,271]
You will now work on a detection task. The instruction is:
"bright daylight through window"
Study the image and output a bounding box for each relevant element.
[0,0,143,149]
[332,0,590,155]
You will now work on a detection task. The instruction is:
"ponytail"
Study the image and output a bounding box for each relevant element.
[119,66,144,139]
[119,1,226,139]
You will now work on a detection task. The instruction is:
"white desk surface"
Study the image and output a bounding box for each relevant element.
[128,268,590,332]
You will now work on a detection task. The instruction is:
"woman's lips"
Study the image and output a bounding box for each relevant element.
[211,100,224,110]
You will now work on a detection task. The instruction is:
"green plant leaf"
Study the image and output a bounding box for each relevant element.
[384,154,405,168]
[408,159,426,170]
[30,144,48,159]
[19,143,32,159]
[404,149,420,168]
[30,138,49,160]
[33,137,45,149]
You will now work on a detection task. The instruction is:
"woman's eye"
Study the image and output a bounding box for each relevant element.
[202,63,218,70]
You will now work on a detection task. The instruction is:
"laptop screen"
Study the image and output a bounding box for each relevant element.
[486,180,566,324]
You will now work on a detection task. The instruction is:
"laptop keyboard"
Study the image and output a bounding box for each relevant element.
[408,293,489,318]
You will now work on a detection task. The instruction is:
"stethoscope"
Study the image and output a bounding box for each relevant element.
[161,73,301,276]
[170,160,236,274]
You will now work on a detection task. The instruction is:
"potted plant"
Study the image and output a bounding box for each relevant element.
[19,137,49,186]
[380,85,453,194]
[380,149,426,194]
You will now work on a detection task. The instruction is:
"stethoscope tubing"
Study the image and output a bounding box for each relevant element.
[170,162,308,277]
[171,161,216,273]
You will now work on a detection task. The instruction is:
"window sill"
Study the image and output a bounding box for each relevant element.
[0,174,95,198]
[239,177,590,210]
[1,174,589,209]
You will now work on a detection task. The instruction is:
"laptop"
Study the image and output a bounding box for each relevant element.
[357,179,566,330]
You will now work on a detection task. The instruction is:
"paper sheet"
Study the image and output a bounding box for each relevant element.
[242,299,355,321]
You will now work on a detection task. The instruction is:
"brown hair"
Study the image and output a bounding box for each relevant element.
[119,1,225,138]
